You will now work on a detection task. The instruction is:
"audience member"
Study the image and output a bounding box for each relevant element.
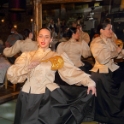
[0,38,11,88]
[5,27,23,47]
[0,55,11,88]
[47,19,59,35]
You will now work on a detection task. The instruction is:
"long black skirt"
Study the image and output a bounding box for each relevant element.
[14,84,95,124]
[80,61,93,74]
[90,68,124,124]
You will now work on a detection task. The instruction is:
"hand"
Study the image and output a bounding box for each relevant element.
[28,61,40,69]
[87,86,97,96]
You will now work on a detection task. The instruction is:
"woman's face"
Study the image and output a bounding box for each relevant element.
[101,24,113,38]
[37,29,52,49]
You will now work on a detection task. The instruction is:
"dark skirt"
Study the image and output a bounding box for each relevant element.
[79,61,93,74]
[14,84,95,124]
[90,68,124,124]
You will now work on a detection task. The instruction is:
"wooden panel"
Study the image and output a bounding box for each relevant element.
[41,0,93,4]
[42,4,60,10]
[103,0,121,5]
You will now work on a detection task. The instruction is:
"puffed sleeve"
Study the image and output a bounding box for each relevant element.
[90,39,118,64]
[58,53,95,87]
[3,40,21,57]
[7,52,31,84]
[81,40,91,58]
[56,42,64,54]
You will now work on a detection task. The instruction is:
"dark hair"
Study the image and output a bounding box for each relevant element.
[97,18,111,34]
[23,29,31,40]
[39,27,52,37]
[66,27,77,38]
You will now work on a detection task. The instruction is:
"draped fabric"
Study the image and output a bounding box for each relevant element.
[90,35,124,124]
[91,70,124,124]
[14,86,95,124]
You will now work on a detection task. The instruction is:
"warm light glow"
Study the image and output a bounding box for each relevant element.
[13,25,17,29]
[1,19,4,23]
[121,0,124,9]
[30,18,33,22]
[94,2,100,7]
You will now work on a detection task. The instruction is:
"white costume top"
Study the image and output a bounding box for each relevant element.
[90,35,119,73]
[7,48,95,94]
[3,38,38,57]
[57,38,91,67]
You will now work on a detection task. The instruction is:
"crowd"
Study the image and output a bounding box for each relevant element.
[0,18,124,124]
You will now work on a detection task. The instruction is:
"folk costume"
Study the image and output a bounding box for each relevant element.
[57,38,92,74]
[7,48,95,124]
[90,35,124,124]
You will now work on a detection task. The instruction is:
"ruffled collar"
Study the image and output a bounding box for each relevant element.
[37,47,51,53]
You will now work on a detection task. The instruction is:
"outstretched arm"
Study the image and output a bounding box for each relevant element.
[58,53,96,96]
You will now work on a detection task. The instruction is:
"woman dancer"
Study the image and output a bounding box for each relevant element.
[7,27,96,124]
[90,19,124,124]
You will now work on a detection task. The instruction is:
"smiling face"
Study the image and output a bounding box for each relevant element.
[37,28,52,49]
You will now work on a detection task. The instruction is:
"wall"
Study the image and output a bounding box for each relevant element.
[0,7,33,43]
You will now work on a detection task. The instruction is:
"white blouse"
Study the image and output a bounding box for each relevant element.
[90,35,119,73]
[7,48,95,94]
[57,38,91,67]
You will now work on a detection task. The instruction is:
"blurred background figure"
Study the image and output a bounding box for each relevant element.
[5,27,23,47]
[0,39,4,54]
[0,38,11,88]
[3,29,38,58]
[77,24,90,44]
[47,19,59,36]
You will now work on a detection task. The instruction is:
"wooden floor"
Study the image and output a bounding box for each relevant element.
[0,83,19,124]
[0,83,20,104]
[82,122,98,124]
